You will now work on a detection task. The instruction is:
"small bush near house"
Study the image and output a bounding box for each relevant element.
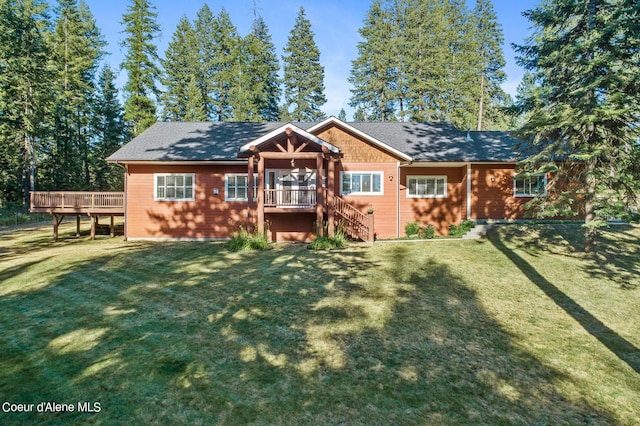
[405,221,421,237]
[449,220,475,238]
[422,225,436,239]
[309,225,347,250]
[225,227,271,251]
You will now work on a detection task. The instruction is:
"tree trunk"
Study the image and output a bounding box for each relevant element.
[584,158,598,253]
[477,73,485,131]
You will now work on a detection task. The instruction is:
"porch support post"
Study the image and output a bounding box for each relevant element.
[257,154,265,237]
[90,215,96,240]
[76,215,81,237]
[327,155,335,238]
[53,214,59,242]
[110,215,115,237]
[316,154,324,237]
[247,155,255,230]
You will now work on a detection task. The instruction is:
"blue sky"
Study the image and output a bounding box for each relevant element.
[83,0,539,118]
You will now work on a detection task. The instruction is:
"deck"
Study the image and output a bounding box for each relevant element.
[30,191,124,240]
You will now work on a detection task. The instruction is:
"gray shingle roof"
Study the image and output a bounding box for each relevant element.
[107,120,522,163]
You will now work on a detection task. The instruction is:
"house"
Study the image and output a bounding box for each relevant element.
[106,116,540,242]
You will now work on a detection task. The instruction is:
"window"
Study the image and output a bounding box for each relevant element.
[514,173,547,197]
[155,174,194,201]
[226,174,258,201]
[341,172,383,195]
[407,176,447,198]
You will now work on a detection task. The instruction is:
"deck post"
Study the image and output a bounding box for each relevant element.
[110,215,115,237]
[247,155,254,231]
[90,215,96,240]
[53,214,59,242]
[327,156,335,238]
[76,215,81,237]
[257,154,265,237]
[316,154,324,237]
[367,212,375,243]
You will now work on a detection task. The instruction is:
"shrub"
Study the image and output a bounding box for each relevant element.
[309,224,347,250]
[448,220,475,238]
[226,227,271,251]
[422,225,435,239]
[405,221,421,237]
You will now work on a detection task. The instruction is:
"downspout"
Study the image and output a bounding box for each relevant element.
[396,161,400,238]
[467,163,472,220]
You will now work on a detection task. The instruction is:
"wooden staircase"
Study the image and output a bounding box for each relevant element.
[333,197,374,242]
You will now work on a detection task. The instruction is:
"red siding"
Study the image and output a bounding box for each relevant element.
[471,164,527,220]
[398,166,466,236]
[126,164,250,239]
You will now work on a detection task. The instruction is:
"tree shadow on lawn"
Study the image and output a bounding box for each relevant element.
[0,240,615,424]
[488,229,640,376]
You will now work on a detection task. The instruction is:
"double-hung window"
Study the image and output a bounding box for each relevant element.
[406,176,447,198]
[514,173,546,197]
[226,174,258,201]
[341,172,383,195]
[155,174,195,201]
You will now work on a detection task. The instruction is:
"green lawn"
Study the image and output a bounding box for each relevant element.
[1,222,638,425]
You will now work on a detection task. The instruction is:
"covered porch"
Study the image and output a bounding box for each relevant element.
[239,125,373,242]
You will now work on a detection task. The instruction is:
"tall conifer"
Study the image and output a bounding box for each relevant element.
[282,7,326,122]
[0,0,52,205]
[120,0,161,135]
[160,16,197,121]
[515,0,640,252]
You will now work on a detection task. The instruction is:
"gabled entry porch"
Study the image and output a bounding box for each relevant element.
[239,124,373,242]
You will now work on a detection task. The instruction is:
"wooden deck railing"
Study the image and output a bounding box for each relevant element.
[264,189,317,208]
[334,196,373,242]
[30,191,124,214]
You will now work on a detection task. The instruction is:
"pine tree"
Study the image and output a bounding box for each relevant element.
[193,4,216,120]
[239,16,280,121]
[472,0,507,130]
[120,0,161,135]
[184,75,207,122]
[515,0,640,252]
[160,16,197,121]
[44,0,105,190]
[206,8,240,121]
[0,0,53,205]
[349,0,396,122]
[338,108,347,121]
[282,7,327,122]
[91,65,127,191]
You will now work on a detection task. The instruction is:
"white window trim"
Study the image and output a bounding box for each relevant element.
[225,173,258,202]
[154,173,195,201]
[340,171,384,196]
[406,175,447,198]
[514,173,547,197]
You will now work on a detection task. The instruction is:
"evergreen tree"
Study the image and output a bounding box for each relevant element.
[515,0,640,252]
[91,64,127,191]
[193,4,216,120]
[238,16,280,121]
[44,0,105,190]
[184,75,207,121]
[349,0,396,122]
[207,8,241,121]
[0,0,52,205]
[160,16,197,121]
[120,0,161,135]
[472,0,507,130]
[338,108,347,121]
[282,7,327,122]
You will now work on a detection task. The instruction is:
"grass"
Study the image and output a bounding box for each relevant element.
[0,221,639,424]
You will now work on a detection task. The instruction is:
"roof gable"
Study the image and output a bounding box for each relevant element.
[238,123,339,155]
[308,117,412,161]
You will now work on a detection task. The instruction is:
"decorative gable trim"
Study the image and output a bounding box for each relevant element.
[307,116,413,162]
[238,123,340,154]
